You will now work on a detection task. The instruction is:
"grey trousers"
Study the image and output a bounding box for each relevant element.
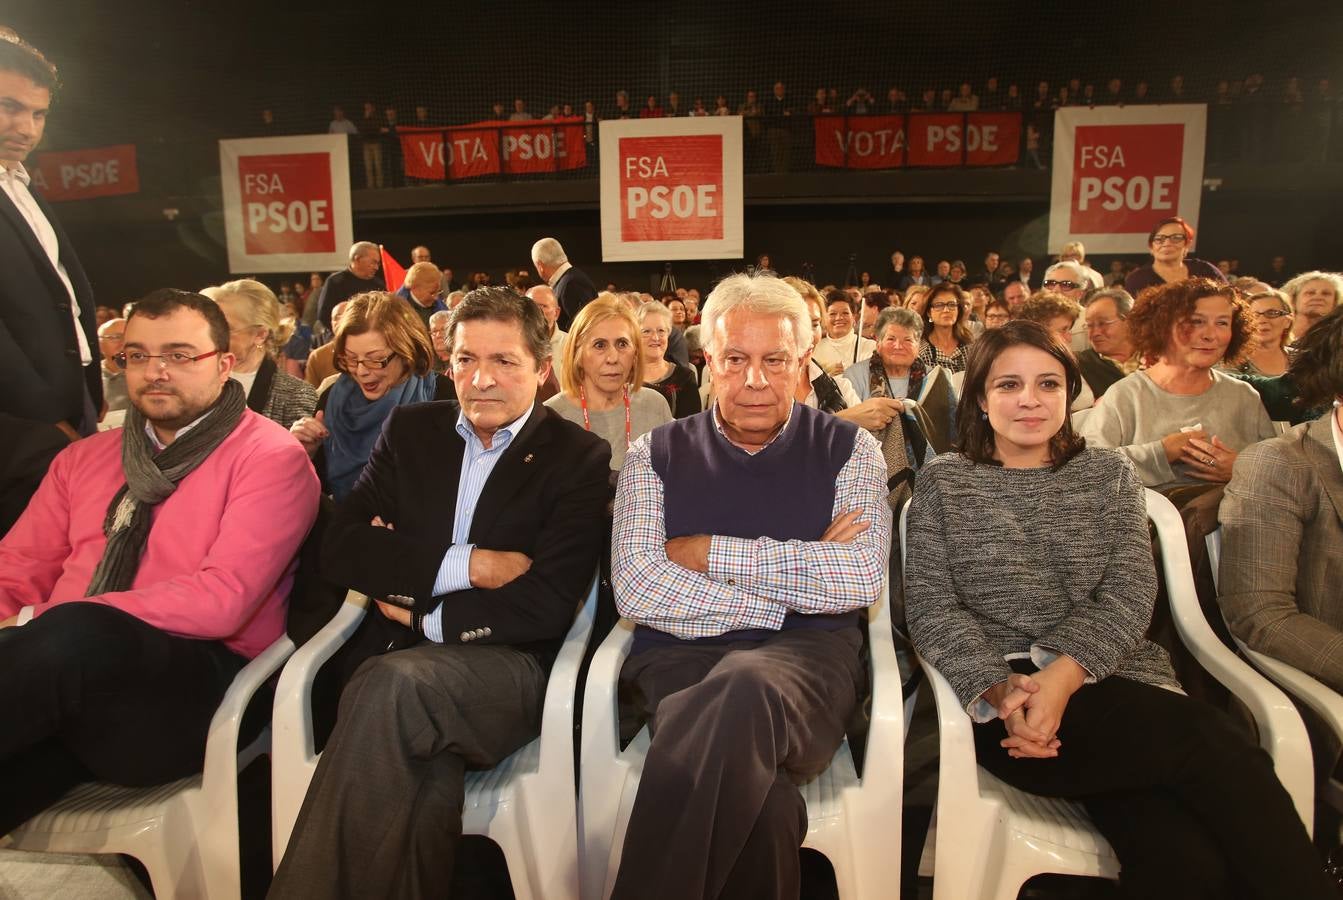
[610,626,865,900]
[269,641,546,900]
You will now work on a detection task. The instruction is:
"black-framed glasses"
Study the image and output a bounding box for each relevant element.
[1042,279,1081,291]
[339,352,397,371]
[1151,234,1188,245]
[114,350,220,369]
[928,301,961,311]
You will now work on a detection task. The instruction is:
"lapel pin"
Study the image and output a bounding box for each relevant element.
[523,453,534,463]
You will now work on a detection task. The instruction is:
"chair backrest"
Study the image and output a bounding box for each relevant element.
[1205,527,1223,593]
[284,495,347,646]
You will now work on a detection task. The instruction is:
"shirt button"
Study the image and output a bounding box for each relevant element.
[726,578,736,586]
[459,631,471,642]
[482,627,492,637]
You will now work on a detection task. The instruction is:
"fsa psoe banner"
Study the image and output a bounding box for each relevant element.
[599,116,743,262]
[1048,104,1206,255]
[219,134,353,274]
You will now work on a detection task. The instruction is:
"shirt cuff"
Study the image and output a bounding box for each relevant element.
[16,605,34,626]
[434,544,475,596]
[705,535,756,590]
[1030,645,1098,685]
[422,604,444,643]
[967,696,999,724]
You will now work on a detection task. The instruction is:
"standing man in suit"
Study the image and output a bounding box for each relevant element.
[531,235,597,330]
[0,35,101,439]
[270,287,610,899]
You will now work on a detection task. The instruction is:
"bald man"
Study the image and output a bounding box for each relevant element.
[525,285,567,379]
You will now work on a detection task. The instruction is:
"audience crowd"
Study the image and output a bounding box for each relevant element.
[6,30,1343,900]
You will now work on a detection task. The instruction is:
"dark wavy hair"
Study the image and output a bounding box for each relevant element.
[922,282,975,347]
[129,289,230,353]
[1127,277,1251,366]
[956,319,1086,470]
[1288,305,1343,409]
[0,34,59,94]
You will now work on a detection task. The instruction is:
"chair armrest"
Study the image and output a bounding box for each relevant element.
[535,572,599,784]
[1241,646,1343,741]
[199,634,298,816]
[917,656,983,807]
[271,591,370,866]
[860,575,904,789]
[580,619,636,770]
[1147,490,1315,833]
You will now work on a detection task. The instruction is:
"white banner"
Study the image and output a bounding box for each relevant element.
[1048,105,1206,255]
[219,134,353,273]
[599,116,743,262]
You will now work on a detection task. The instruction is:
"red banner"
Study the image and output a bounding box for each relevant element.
[814,113,1020,169]
[29,144,140,201]
[400,119,586,181]
[1070,123,1184,235]
[813,115,905,168]
[618,134,724,242]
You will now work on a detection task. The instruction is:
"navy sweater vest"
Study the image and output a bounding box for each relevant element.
[640,403,860,647]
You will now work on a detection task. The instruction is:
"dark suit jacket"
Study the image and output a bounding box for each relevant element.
[321,399,610,663]
[1076,349,1126,400]
[0,184,101,426]
[554,265,598,330]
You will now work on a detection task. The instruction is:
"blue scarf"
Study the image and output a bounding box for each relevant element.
[323,372,436,500]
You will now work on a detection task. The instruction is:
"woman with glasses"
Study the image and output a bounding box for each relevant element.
[1229,290,1294,376]
[917,283,975,373]
[203,279,316,430]
[545,296,671,472]
[289,292,445,500]
[1081,278,1274,496]
[906,320,1334,900]
[637,302,701,419]
[1124,216,1227,297]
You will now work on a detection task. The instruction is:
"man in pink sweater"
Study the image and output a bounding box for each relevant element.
[0,289,319,835]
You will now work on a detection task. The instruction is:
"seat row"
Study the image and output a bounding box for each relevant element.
[5,491,1328,900]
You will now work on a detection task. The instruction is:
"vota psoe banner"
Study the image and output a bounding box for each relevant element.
[28,144,140,201]
[813,113,1021,169]
[399,119,587,181]
[1049,104,1206,254]
[219,134,353,274]
[600,116,743,262]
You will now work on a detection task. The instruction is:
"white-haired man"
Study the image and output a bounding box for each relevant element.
[525,284,567,379]
[395,260,447,331]
[608,273,889,898]
[1058,241,1105,290]
[531,236,597,329]
[312,241,381,331]
[1041,261,1091,351]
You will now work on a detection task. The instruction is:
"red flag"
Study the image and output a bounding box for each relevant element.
[380,245,407,292]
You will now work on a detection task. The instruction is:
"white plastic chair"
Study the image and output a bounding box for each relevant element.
[913,489,1315,900]
[4,634,296,900]
[271,578,599,900]
[1207,527,1343,816]
[579,575,904,900]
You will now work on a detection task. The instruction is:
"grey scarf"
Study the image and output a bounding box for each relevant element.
[86,379,247,596]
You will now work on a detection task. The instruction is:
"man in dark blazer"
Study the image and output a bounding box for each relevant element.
[531,235,597,330]
[0,37,101,438]
[271,287,610,899]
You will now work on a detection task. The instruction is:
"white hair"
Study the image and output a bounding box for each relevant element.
[525,284,556,302]
[348,241,378,262]
[428,310,452,327]
[700,273,811,357]
[530,237,568,268]
[1044,261,1085,283]
[636,300,672,325]
[1281,270,1343,305]
[1060,240,1086,261]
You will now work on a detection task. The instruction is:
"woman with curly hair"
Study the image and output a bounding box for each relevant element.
[917,282,975,373]
[1080,278,1275,491]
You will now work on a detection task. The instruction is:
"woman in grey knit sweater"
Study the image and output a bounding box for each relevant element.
[907,321,1331,900]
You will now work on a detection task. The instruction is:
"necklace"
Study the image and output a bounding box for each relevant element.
[580,383,632,449]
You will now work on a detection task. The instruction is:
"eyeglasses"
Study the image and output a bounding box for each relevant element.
[339,352,397,371]
[114,350,220,369]
[1042,279,1081,291]
[1253,309,1290,319]
[928,301,960,311]
[1151,233,1188,245]
[1085,318,1123,331]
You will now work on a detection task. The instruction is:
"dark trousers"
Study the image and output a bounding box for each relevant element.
[0,602,245,835]
[268,641,547,900]
[973,669,1334,900]
[610,627,865,900]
